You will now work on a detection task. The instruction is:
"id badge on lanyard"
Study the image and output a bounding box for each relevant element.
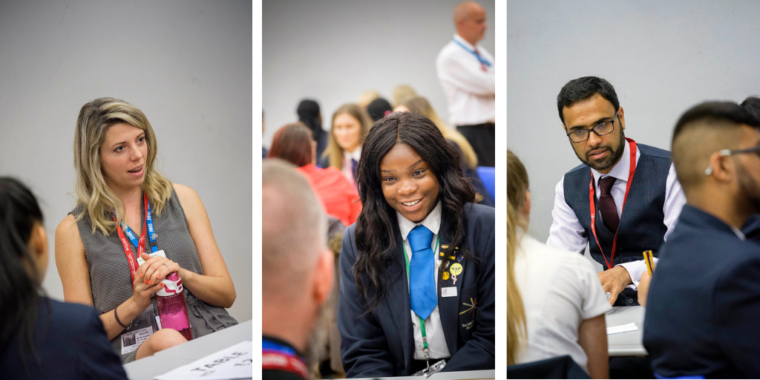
[589,138,638,269]
[113,193,161,354]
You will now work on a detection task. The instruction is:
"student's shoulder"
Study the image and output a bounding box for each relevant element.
[464,202,494,224]
[45,298,101,336]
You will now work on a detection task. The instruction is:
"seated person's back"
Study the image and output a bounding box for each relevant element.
[513,231,611,372]
[643,101,760,378]
[2,299,127,379]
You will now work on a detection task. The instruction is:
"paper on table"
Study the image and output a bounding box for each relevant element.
[607,322,638,335]
[155,341,252,380]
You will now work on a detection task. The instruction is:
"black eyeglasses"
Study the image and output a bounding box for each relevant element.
[704,146,760,175]
[565,111,619,143]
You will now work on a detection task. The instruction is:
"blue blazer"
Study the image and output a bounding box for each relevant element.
[643,205,760,378]
[338,203,495,377]
[1,298,127,379]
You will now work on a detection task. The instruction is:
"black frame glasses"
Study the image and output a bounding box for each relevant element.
[704,146,760,176]
[565,110,619,143]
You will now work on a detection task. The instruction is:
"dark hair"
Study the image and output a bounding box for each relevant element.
[268,123,313,167]
[297,99,323,141]
[557,76,620,123]
[673,101,760,144]
[353,112,476,311]
[0,177,48,375]
[366,98,393,122]
[740,96,760,122]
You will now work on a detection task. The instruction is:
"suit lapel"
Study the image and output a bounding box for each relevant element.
[437,219,461,354]
[387,221,414,371]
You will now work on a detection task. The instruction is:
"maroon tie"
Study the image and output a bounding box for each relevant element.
[598,176,620,233]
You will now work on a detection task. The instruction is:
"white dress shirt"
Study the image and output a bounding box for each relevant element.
[396,201,451,360]
[546,141,687,287]
[436,34,495,126]
[342,147,361,188]
[514,229,612,372]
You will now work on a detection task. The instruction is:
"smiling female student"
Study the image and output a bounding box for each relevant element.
[322,104,373,189]
[55,98,237,364]
[337,112,495,377]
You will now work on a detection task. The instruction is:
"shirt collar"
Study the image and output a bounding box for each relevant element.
[343,147,362,161]
[591,139,639,186]
[397,200,442,241]
[453,34,476,50]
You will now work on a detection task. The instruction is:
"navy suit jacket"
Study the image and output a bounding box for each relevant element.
[338,203,495,377]
[643,205,760,378]
[0,298,127,379]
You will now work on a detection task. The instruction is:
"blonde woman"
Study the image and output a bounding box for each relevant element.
[56,98,237,364]
[323,104,373,188]
[507,150,609,378]
[398,96,493,207]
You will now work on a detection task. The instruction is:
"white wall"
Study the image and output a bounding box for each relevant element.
[262,0,496,148]
[508,0,760,256]
[0,0,252,322]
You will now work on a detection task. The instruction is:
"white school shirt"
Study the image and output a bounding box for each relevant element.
[546,141,687,287]
[435,34,495,126]
[514,230,612,372]
[342,147,361,188]
[396,201,451,360]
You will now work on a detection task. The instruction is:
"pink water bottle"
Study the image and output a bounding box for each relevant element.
[156,272,193,341]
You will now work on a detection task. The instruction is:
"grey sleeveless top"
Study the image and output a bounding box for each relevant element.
[71,188,238,363]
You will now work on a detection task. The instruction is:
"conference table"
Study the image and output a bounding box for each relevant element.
[123,319,252,380]
[606,306,647,357]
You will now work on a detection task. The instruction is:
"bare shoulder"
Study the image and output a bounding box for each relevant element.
[56,214,80,239]
[173,183,204,212]
[55,213,84,256]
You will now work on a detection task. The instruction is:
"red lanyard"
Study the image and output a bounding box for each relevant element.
[588,138,637,269]
[112,193,151,282]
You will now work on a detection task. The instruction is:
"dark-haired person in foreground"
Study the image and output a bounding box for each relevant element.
[0,178,127,379]
[338,112,495,377]
[547,76,686,308]
[643,102,760,378]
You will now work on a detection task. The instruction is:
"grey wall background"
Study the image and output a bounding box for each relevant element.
[508,0,760,268]
[262,0,495,148]
[0,1,252,322]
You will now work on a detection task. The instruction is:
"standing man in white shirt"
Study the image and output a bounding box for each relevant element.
[436,1,495,167]
[546,76,687,307]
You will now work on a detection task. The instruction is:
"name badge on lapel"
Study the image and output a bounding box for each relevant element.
[441,286,458,297]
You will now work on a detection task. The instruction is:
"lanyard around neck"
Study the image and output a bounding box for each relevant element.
[402,233,440,353]
[451,38,491,67]
[112,192,158,282]
[588,138,637,269]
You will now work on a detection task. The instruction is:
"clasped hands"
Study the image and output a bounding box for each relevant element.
[131,252,183,309]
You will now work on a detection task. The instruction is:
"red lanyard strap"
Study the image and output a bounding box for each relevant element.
[588,138,637,269]
[112,193,151,282]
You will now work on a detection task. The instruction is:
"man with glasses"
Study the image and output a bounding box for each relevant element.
[642,102,760,378]
[547,76,686,307]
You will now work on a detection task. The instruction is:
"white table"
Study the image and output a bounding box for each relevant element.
[124,320,252,380]
[606,306,648,357]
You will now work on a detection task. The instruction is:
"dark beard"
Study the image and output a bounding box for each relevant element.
[737,161,760,215]
[574,131,626,172]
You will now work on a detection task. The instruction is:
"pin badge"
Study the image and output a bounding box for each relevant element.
[450,263,463,276]
[441,244,449,249]
[452,275,457,285]
[442,271,450,281]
